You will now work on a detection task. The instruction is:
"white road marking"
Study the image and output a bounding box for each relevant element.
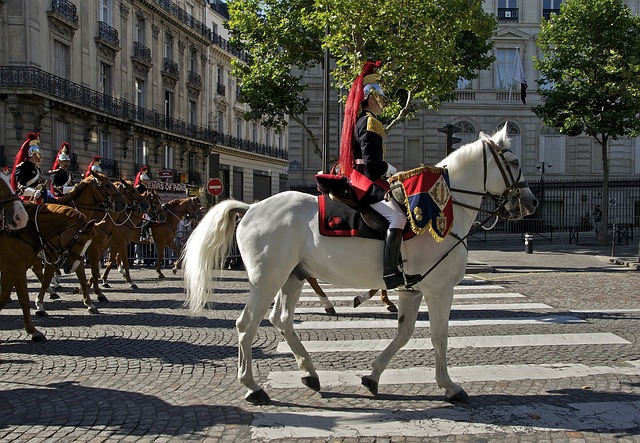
[301,283,505,293]
[276,333,630,353]
[299,292,526,302]
[293,315,585,330]
[265,360,640,388]
[293,302,553,314]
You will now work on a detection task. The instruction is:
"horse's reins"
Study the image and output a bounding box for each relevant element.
[403,139,527,288]
[31,205,90,268]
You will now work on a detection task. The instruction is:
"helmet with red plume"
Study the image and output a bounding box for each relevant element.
[10,132,40,190]
[52,142,71,171]
[85,156,103,177]
[134,165,151,187]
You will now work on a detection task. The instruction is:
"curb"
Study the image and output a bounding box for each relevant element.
[608,257,640,270]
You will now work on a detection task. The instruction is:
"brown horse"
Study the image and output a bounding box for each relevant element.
[50,170,127,302]
[0,203,95,341]
[98,180,156,289]
[133,196,202,278]
[0,173,28,231]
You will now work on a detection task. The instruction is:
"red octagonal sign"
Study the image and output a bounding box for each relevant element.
[207,177,223,196]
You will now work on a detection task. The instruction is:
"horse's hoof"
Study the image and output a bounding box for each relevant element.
[353,296,361,308]
[101,282,111,288]
[130,283,138,289]
[87,306,100,314]
[301,375,321,391]
[245,389,270,405]
[361,376,379,396]
[73,287,80,294]
[324,307,336,315]
[158,273,165,279]
[49,293,60,300]
[35,311,49,317]
[31,333,47,342]
[446,388,470,403]
[97,295,109,302]
[386,304,398,313]
[172,268,178,275]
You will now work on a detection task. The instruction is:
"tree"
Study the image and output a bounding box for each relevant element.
[226,0,496,156]
[534,0,640,244]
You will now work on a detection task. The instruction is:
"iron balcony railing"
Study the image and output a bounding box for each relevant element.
[97,21,120,47]
[162,58,179,77]
[51,0,78,25]
[497,8,519,22]
[133,42,152,64]
[542,8,560,20]
[187,71,202,89]
[216,82,226,96]
[99,157,119,178]
[0,66,288,160]
[217,132,288,160]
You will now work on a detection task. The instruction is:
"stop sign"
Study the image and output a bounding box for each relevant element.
[207,177,223,196]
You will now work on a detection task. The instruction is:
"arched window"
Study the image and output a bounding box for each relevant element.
[503,121,521,158]
[540,126,565,173]
[454,121,477,148]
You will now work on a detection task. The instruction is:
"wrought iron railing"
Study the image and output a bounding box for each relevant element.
[216,82,226,96]
[97,21,120,47]
[187,71,202,89]
[99,157,119,178]
[542,9,560,20]
[0,66,288,160]
[162,58,179,77]
[133,42,152,64]
[51,0,78,24]
[497,8,519,22]
[217,132,288,160]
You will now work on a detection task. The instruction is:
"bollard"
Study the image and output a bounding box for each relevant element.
[524,233,534,254]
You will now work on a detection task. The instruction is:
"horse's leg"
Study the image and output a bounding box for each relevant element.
[380,289,398,312]
[32,260,59,300]
[100,246,117,288]
[87,246,108,302]
[426,289,468,402]
[115,240,137,289]
[14,271,46,342]
[354,289,376,308]
[35,264,57,317]
[164,238,181,276]
[0,272,13,309]
[237,281,280,405]
[306,277,335,314]
[154,239,166,279]
[270,276,320,390]
[75,264,99,314]
[361,289,423,396]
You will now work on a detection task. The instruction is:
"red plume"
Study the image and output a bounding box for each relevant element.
[134,165,149,187]
[339,61,383,177]
[52,141,70,171]
[85,155,102,178]
[10,132,39,191]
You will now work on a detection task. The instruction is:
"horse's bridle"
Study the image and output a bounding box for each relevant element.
[449,139,529,222]
[0,193,20,231]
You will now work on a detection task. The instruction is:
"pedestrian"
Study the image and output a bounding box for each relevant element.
[593,205,602,232]
[10,132,55,203]
[338,60,419,290]
[49,142,74,197]
[134,166,153,241]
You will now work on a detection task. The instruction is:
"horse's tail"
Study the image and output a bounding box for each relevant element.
[183,199,249,313]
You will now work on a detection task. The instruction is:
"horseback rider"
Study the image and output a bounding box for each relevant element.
[10,132,55,203]
[85,156,103,177]
[134,166,153,241]
[339,61,420,290]
[49,142,74,197]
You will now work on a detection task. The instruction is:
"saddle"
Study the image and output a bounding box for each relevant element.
[315,165,454,243]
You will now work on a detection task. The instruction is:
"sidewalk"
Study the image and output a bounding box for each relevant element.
[467,239,639,273]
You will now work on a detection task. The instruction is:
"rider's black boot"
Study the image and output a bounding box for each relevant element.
[140,220,150,242]
[382,228,421,290]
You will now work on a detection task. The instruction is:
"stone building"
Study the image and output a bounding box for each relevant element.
[0,0,288,203]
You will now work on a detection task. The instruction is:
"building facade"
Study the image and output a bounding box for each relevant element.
[0,0,288,203]
[287,0,640,228]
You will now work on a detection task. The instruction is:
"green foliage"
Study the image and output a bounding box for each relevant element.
[227,0,495,133]
[534,0,640,140]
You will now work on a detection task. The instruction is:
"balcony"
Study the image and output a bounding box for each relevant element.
[187,71,203,90]
[498,8,519,23]
[543,9,560,20]
[96,21,120,48]
[49,0,79,27]
[162,58,179,78]
[99,157,119,178]
[216,82,226,96]
[132,42,152,68]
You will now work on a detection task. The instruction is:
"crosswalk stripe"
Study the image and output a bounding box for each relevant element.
[301,283,505,293]
[265,360,640,389]
[299,292,526,302]
[293,302,553,314]
[293,315,585,330]
[251,398,640,439]
[276,332,630,353]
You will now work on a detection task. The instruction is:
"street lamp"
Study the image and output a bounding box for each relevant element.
[536,161,551,209]
[437,124,462,156]
[536,161,552,174]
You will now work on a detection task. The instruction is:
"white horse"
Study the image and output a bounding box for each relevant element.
[183,124,538,405]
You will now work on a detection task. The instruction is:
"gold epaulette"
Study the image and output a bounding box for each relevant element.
[366,115,386,137]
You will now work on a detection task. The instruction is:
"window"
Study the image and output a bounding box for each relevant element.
[265,130,271,147]
[164,145,174,169]
[135,16,145,44]
[540,126,565,173]
[495,49,521,91]
[543,0,562,19]
[188,150,196,174]
[217,111,225,134]
[164,33,173,59]
[135,139,148,165]
[53,41,71,80]
[53,121,70,160]
[99,131,114,159]
[457,77,471,90]
[217,67,223,86]
[504,121,521,159]
[100,62,112,95]
[164,90,173,119]
[456,121,477,148]
[135,78,145,108]
[190,50,197,73]
[636,138,640,174]
[236,118,243,138]
[188,100,197,125]
[252,124,257,143]
[498,0,518,22]
[99,0,112,24]
[406,139,423,167]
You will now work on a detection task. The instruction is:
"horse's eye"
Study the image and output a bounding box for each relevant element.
[512,160,519,167]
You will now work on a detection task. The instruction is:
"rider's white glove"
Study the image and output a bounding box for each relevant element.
[34,190,42,200]
[384,163,397,179]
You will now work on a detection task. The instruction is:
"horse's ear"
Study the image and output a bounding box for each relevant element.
[492,122,510,148]
[479,131,490,140]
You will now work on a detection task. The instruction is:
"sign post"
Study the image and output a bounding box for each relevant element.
[207,177,223,196]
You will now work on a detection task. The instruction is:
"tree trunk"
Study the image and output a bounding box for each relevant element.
[597,136,610,245]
